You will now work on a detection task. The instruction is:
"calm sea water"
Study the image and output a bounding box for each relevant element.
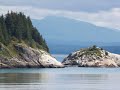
[0,54,120,90]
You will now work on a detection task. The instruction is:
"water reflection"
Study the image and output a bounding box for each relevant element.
[0,73,110,90]
[0,73,50,83]
[0,68,120,90]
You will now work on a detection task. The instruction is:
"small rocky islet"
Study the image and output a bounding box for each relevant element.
[62,45,120,67]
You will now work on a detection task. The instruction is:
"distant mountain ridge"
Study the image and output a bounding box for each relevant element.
[32,16,120,53]
[32,16,120,43]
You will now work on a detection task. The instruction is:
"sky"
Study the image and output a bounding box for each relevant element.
[0,0,120,29]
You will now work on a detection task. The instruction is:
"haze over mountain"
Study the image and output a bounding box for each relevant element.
[32,16,120,43]
[32,16,120,53]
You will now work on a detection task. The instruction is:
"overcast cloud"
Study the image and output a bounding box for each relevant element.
[0,0,120,30]
[1,0,120,12]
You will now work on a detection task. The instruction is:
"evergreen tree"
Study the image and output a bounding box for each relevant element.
[0,12,49,52]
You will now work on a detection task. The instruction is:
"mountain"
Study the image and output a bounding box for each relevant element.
[32,16,120,43]
[0,12,63,68]
[32,16,120,53]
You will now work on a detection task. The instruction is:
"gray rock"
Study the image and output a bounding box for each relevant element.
[62,46,120,67]
[0,44,64,68]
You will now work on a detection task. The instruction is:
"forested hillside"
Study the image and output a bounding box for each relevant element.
[0,12,49,52]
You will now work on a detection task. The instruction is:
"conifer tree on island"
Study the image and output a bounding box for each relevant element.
[0,12,49,52]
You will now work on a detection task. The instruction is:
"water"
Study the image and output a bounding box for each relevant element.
[50,46,120,54]
[0,67,120,90]
[1,54,120,90]
[52,54,67,62]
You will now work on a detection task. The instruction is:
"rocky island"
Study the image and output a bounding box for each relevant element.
[0,12,63,68]
[62,45,120,67]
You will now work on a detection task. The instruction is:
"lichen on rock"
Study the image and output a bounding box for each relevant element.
[62,45,120,67]
[0,43,64,68]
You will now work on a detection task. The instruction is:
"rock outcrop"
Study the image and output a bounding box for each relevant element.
[62,46,120,67]
[0,43,64,68]
[0,12,64,68]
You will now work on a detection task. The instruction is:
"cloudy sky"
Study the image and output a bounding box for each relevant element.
[0,0,120,29]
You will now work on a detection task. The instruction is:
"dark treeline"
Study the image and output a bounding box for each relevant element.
[0,11,49,52]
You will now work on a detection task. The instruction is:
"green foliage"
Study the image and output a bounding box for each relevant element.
[0,12,49,52]
[0,43,11,58]
[105,51,108,56]
[92,45,97,49]
[80,45,102,57]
